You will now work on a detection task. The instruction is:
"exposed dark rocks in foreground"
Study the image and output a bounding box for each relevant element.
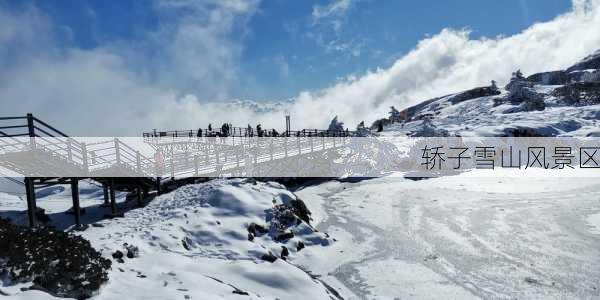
[0,218,111,299]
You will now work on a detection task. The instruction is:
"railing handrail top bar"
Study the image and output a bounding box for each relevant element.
[0,116,27,121]
[32,116,70,138]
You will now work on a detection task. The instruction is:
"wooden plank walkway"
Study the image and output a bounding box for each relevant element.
[0,114,355,228]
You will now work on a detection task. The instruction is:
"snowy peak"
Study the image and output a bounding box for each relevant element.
[381,50,600,137]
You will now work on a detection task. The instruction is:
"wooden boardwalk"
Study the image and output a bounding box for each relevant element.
[0,114,355,227]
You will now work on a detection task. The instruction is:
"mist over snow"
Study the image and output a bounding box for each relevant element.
[0,0,600,135]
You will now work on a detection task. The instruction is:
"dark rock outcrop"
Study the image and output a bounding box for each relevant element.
[449,86,501,104]
[261,252,277,263]
[124,244,139,259]
[289,199,311,224]
[527,70,569,85]
[553,82,600,106]
[280,246,289,260]
[247,223,268,237]
[0,218,111,299]
[274,231,295,242]
[296,241,305,252]
[567,50,600,72]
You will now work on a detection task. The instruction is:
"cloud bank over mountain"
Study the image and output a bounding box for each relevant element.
[0,0,599,135]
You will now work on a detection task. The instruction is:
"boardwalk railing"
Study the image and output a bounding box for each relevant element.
[0,114,155,177]
[145,134,350,178]
[143,127,355,140]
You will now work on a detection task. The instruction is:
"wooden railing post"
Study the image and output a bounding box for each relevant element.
[170,158,175,177]
[204,144,209,164]
[136,151,142,174]
[67,139,73,163]
[26,113,36,151]
[81,142,89,174]
[254,142,258,165]
[114,138,121,165]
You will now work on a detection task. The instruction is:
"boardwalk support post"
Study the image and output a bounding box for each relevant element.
[136,186,143,207]
[24,177,36,227]
[71,178,81,227]
[100,184,109,205]
[156,177,161,195]
[109,178,117,215]
[136,151,141,174]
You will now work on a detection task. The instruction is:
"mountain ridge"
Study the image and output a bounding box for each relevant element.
[377,49,600,137]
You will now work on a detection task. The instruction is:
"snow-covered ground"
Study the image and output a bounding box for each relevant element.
[1,174,600,299]
[0,179,338,299]
[296,175,600,299]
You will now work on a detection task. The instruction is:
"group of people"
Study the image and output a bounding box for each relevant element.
[194,123,282,137]
[246,124,278,137]
[196,123,233,137]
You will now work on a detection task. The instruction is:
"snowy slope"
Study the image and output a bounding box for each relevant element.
[0,179,339,299]
[381,51,600,137]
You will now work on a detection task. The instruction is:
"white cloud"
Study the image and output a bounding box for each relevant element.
[0,0,264,135]
[309,0,364,58]
[311,0,354,25]
[285,0,600,129]
[0,0,599,136]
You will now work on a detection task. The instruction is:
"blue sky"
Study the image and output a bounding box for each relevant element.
[4,0,572,100]
[3,0,599,135]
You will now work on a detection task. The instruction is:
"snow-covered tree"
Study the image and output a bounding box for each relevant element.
[328,116,345,132]
[389,106,401,119]
[490,80,499,92]
[356,121,369,136]
[512,69,524,80]
[411,115,449,137]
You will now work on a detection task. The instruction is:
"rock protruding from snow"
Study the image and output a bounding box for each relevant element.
[526,70,569,85]
[553,82,600,106]
[131,179,331,263]
[567,49,600,72]
[449,86,501,104]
